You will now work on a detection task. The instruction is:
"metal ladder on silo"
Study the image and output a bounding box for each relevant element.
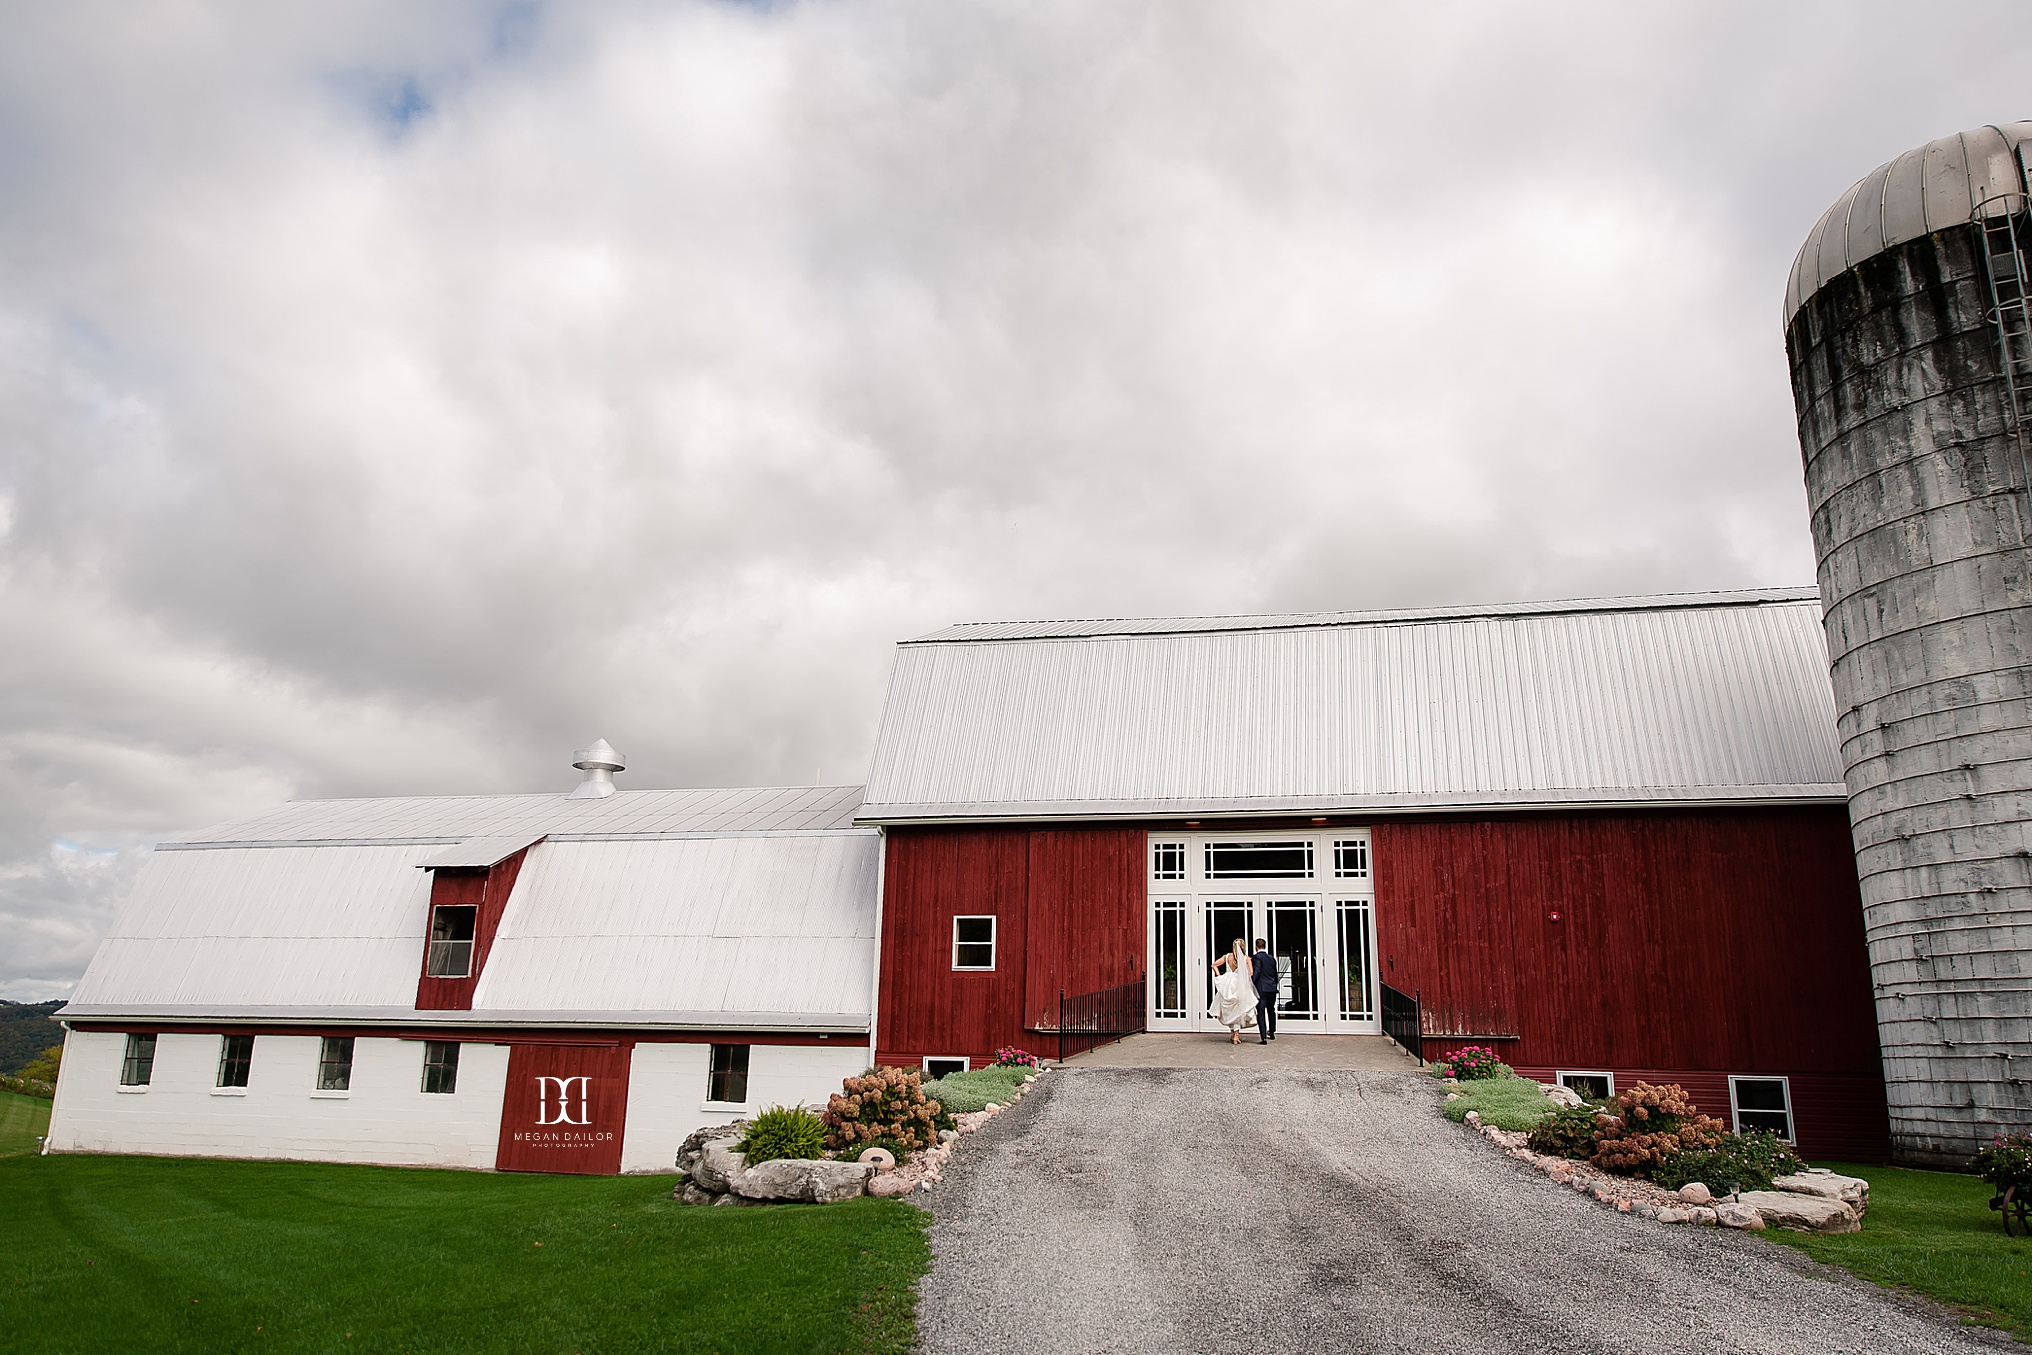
[1976,192,2032,497]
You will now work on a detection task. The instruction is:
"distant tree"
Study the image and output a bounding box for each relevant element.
[17,1043,61,1086]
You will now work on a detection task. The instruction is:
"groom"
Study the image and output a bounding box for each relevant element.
[1250,938,1278,1044]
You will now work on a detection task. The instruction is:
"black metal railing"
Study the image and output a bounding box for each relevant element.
[1058,978,1146,1060]
[1380,982,1422,1063]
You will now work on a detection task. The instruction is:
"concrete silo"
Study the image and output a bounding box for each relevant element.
[1786,122,2032,1164]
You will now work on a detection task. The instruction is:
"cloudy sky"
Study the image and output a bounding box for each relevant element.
[1,1,2026,998]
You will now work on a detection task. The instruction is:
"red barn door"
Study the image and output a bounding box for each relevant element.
[496,1043,633,1175]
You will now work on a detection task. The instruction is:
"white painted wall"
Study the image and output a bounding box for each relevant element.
[618,1040,867,1174]
[46,1030,510,1169]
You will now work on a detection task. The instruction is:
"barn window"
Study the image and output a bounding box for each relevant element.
[1558,1071,1614,1102]
[1730,1076,1794,1141]
[216,1034,254,1088]
[1151,841,1187,880]
[708,1044,750,1105]
[120,1034,156,1087]
[421,1041,460,1094]
[923,1057,968,1079]
[318,1037,355,1092]
[1333,839,1369,878]
[425,905,478,977]
[952,916,996,970]
[1205,841,1313,879]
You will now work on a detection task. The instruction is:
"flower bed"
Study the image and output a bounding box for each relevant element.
[920,1065,1035,1115]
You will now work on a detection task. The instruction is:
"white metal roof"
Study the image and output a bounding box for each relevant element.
[64,785,878,1031]
[1785,122,2032,324]
[860,589,1846,822]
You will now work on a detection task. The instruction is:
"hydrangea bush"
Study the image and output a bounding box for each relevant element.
[1590,1081,1724,1176]
[1432,1046,1507,1081]
[992,1047,1040,1069]
[821,1066,951,1155]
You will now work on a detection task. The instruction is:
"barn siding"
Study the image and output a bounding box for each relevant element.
[878,826,1143,1067]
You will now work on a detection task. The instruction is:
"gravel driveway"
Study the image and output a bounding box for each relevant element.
[916,1066,2010,1355]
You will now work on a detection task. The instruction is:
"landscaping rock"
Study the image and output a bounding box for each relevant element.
[1773,1170,1869,1216]
[1715,1202,1766,1230]
[674,1121,745,1175]
[1677,1182,1714,1206]
[1542,1083,1584,1109]
[857,1147,897,1172]
[1737,1190,1860,1234]
[868,1173,914,1198]
[1657,1207,1692,1224]
[675,1181,718,1206]
[732,1157,874,1204]
[692,1142,746,1193]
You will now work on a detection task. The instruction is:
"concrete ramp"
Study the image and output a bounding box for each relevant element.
[1061,1032,1422,1071]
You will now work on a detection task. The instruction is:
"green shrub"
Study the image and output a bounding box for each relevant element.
[1650,1130,1803,1192]
[920,1065,1033,1115]
[1526,1104,1604,1159]
[1972,1132,2032,1194]
[1433,1046,1507,1080]
[1441,1074,1557,1131]
[1591,1082,1724,1177]
[823,1066,951,1155]
[16,1044,60,1087]
[737,1105,827,1164]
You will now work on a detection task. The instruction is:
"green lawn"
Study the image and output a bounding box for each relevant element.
[0,1089,51,1156]
[0,1153,929,1354]
[1766,1162,2032,1339]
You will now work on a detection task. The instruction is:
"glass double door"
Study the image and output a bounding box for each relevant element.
[1202,899,1321,1024]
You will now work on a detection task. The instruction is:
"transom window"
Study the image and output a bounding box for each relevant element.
[426,905,478,978]
[708,1043,750,1105]
[1333,839,1369,879]
[120,1033,156,1087]
[421,1041,460,1094]
[1730,1076,1794,1141]
[1204,841,1314,879]
[952,916,996,970]
[318,1036,355,1092]
[1151,842,1187,880]
[217,1034,254,1088]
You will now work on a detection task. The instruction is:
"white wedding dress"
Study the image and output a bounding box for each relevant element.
[1208,953,1257,1030]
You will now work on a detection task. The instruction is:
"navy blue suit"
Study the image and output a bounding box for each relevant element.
[1251,948,1278,1041]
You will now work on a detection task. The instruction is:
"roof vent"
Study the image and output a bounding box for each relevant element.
[568,738,625,799]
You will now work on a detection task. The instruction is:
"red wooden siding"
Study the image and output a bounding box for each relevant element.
[877,827,1143,1067]
[415,848,529,1011]
[496,1042,633,1175]
[1381,808,1888,1159]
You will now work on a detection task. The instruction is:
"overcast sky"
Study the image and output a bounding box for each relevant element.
[2,1,2027,998]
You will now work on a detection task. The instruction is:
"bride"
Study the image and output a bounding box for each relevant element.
[1207,940,1256,1044]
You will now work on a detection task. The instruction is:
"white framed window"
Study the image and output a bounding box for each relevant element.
[1557,1070,1614,1102]
[120,1033,156,1087]
[1151,841,1187,880]
[317,1036,355,1092]
[952,916,996,970]
[923,1057,968,1079]
[216,1034,254,1088]
[1729,1075,1794,1141]
[421,1040,460,1094]
[425,905,477,977]
[1333,839,1369,879]
[707,1044,750,1107]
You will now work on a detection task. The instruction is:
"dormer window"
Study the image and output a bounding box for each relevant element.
[426,905,477,977]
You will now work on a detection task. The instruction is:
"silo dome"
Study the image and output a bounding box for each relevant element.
[1785,121,2032,1165]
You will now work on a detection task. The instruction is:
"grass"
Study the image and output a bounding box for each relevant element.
[0,1089,52,1157]
[921,1064,1036,1114]
[1439,1073,1556,1132]
[0,1152,930,1354]
[1762,1161,2032,1340]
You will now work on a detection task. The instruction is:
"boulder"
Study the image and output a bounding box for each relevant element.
[1737,1190,1860,1234]
[1715,1202,1765,1230]
[691,1142,747,1193]
[1677,1182,1714,1206]
[867,1173,914,1198]
[1773,1170,1869,1216]
[732,1157,875,1204]
[674,1181,718,1207]
[1656,1207,1692,1224]
[857,1147,897,1172]
[1543,1083,1584,1109]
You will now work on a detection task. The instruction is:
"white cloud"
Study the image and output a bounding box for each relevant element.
[1,0,2027,990]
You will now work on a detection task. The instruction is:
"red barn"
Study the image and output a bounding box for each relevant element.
[856,589,1889,1160]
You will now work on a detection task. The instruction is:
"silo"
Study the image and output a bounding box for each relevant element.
[1785,122,2032,1165]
